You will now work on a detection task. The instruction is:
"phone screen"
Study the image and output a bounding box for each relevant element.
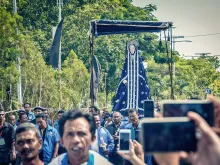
[119,132,130,150]
[142,120,197,152]
[144,100,154,117]
[163,102,214,126]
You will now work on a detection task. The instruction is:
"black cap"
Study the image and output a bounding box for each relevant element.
[33,106,44,111]
[18,109,26,114]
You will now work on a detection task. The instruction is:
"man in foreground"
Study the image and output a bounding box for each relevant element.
[49,110,112,165]
[15,123,43,165]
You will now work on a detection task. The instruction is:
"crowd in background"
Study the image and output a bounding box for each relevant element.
[0,95,220,165]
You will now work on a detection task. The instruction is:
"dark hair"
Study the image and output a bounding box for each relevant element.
[18,110,26,114]
[128,108,138,114]
[33,106,44,111]
[23,103,31,107]
[59,109,96,138]
[36,113,47,120]
[15,123,41,141]
[42,108,49,112]
[58,110,65,114]
[89,106,98,112]
[19,112,27,120]
[93,114,100,118]
[0,108,4,112]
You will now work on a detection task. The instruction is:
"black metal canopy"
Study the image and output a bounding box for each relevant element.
[89,19,175,105]
[89,20,172,37]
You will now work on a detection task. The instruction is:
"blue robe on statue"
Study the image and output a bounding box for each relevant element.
[112,40,150,116]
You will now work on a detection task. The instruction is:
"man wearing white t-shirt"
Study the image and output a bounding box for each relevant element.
[49,110,112,165]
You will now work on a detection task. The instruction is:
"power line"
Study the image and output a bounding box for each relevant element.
[185,32,220,38]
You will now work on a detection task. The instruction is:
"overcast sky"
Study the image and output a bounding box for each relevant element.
[133,0,220,57]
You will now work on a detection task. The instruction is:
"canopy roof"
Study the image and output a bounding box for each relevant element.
[90,20,172,37]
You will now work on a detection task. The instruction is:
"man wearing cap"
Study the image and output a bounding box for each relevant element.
[31,106,44,125]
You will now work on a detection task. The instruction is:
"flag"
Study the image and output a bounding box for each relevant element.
[112,39,150,116]
[90,55,101,101]
[49,18,64,68]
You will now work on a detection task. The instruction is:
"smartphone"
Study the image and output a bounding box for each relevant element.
[141,117,197,153]
[144,100,154,117]
[119,129,131,153]
[162,100,214,126]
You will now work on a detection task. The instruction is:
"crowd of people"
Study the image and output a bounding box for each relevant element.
[0,95,220,165]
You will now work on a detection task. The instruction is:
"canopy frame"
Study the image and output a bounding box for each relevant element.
[89,19,174,105]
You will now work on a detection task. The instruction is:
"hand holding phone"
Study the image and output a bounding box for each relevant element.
[119,129,131,153]
[162,100,214,126]
[144,100,154,117]
[141,117,197,153]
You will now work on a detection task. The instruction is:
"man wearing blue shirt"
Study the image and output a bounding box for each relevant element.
[54,110,66,155]
[54,110,65,134]
[91,114,114,159]
[24,103,35,121]
[124,109,141,141]
[36,113,60,165]
[124,109,152,165]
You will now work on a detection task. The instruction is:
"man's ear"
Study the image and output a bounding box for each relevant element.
[38,138,43,150]
[60,137,64,146]
[91,135,96,145]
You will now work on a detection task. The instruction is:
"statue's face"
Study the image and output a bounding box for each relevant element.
[129,45,135,54]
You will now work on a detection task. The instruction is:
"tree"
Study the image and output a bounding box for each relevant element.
[61,50,89,109]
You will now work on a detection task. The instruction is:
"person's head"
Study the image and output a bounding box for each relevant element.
[9,114,16,126]
[33,106,44,116]
[15,123,42,162]
[103,107,107,112]
[113,111,121,125]
[36,113,47,129]
[59,110,96,162]
[19,113,28,124]
[42,108,49,118]
[128,109,139,125]
[89,106,99,115]
[0,109,5,123]
[23,103,31,113]
[57,110,65,120]
[101,108,107,118]
[93,114,101,129]
[129,44,136,54]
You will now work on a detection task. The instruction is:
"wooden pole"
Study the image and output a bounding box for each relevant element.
[90,35,95,105]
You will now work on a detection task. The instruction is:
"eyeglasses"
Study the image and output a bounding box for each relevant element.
[0,114,4,116]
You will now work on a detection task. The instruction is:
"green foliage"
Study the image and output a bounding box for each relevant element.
[147,57,220,100]
[61,50,90,109]
[1,0,220,111]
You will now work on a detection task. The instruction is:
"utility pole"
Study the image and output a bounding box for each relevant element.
[13,0,23,107]
[57,0,63,109]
